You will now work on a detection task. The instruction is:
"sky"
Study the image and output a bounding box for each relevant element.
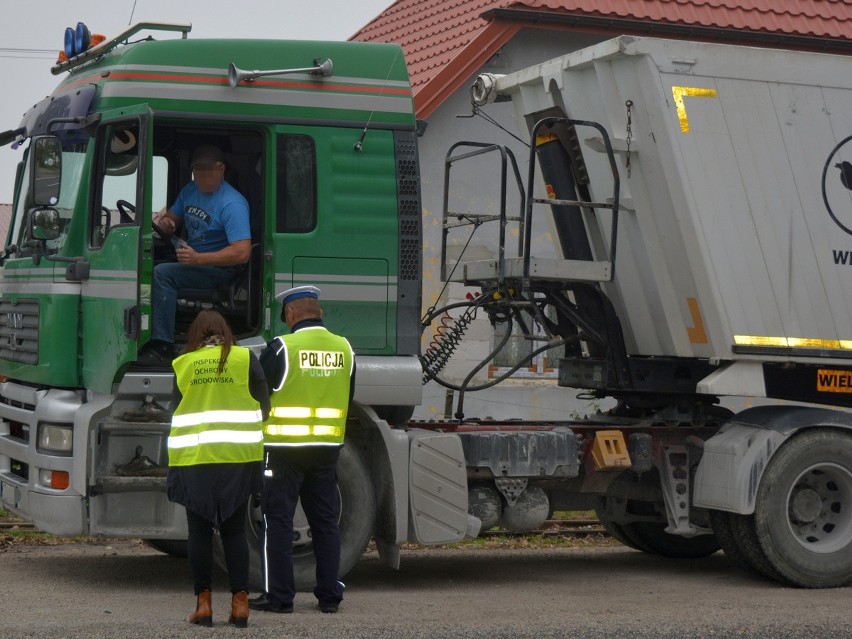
[0,0,392,203]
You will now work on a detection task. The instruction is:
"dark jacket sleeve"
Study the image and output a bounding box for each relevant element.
[248,352,271,421]
[259,338,286,394]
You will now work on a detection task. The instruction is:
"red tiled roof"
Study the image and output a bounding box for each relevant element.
[352,0,852,118]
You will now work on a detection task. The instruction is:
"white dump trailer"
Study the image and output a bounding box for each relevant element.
[428,36,852,587]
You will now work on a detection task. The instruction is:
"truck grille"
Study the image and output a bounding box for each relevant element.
[0,300,39,365]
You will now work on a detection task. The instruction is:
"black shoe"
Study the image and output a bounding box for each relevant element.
[248,594,293,613]
[114,445,167,477]
[318,601,339,614]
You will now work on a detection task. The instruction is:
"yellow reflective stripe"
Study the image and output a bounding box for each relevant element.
[313,425,342,436]
[172,409,263,428]
[270,407,312,419]
[265,441,342,447]
[168,429,264,449]
[264,424,343,437]
[270,407,343,419]
[265,424,311,437]
[734,335,852,350]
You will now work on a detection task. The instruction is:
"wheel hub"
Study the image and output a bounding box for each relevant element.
[789,487,822,523]
[786,463,852,553]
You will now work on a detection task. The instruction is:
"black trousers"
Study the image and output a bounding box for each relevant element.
[261,446,343,606]
[186,499,249,594]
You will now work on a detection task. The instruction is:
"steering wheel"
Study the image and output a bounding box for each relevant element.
[151,219,172,240]
[116,199,136,224]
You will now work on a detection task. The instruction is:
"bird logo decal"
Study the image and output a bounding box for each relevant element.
[837,160,852,191]
[823,135,852,236]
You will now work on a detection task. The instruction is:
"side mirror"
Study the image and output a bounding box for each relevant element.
[29,136,62,207]
[31,207,61,241]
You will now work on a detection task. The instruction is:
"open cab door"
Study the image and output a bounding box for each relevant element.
[80,106,152,392]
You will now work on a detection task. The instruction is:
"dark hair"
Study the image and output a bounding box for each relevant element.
[281,297,322,322]
[184,310,234,375]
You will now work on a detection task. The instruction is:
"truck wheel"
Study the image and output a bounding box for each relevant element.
[374,405,415,426]
[217,445,376,591]
[708,509,759,576]
[751,429,852,588]
[143,539,188,557]
[725,512,784,582]
[594,506,644,551]
[622,522,720,558]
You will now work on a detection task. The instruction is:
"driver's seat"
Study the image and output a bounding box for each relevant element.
[174,242,260,332]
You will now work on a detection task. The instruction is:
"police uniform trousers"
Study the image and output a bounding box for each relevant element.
[261,446,344,607]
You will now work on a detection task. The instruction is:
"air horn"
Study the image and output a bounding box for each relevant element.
[228,58,333,88]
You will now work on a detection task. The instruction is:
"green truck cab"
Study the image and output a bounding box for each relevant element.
[0,23,449,587]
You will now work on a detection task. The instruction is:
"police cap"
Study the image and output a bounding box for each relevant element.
[276,285,321,307]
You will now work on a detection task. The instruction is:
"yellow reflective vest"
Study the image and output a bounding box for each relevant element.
[168,345,264,466]
[265,326,354,447]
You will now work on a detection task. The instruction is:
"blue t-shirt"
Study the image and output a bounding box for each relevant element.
[170,180,251,253]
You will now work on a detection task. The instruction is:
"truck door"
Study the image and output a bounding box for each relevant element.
[271,126,398,352]
[80,107,151,392]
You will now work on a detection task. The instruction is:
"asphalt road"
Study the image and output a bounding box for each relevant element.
[1,539,850,638]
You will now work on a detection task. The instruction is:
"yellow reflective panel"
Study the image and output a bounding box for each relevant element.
[315,408,343,419]
[265,424,311,437]
[313,425,343,436]
[734,335,788,347]
[271,407,312,419]
[671,86,717,133]
[787,337,841,349]
[735,335,852,350]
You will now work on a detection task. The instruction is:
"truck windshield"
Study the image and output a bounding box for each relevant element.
[11,136,88,258]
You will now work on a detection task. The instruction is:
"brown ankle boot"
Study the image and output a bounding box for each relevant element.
[189,590,213,626]
[228,591,249,628]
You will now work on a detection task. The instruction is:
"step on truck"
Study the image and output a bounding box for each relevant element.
[0,24,851,589]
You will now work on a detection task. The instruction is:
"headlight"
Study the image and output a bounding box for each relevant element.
[38,423,73,453]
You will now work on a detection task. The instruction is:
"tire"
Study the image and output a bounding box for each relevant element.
[217,445,377,592]
[725,512,785,582]
[708,509,760,576]
[374,405,415,426]
[751,429,852,588]
[594,506,644,551]
[622,522,720,559]
[142,539,188,557]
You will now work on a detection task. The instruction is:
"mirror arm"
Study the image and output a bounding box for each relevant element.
[37,249,90,281]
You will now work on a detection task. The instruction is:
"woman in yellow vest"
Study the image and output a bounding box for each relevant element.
[167,310,270,628]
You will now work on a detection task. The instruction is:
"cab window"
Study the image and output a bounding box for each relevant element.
[90,122,141,248]
[276,134,316,233]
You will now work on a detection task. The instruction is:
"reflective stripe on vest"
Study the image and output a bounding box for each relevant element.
[169,345,264,466]
[265,327,353,447]
[172,409,264,428]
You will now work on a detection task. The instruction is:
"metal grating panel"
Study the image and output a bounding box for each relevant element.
[0,300,39,365]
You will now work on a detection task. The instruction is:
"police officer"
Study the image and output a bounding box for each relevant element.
[249,285,355,614]
[167,310,270,628]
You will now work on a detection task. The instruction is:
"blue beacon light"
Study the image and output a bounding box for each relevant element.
[62,22,91,59]
[74,22,91,56]
[63,27,76,59]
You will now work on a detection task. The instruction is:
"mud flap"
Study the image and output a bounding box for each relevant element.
[408,429,471,544]
[693,423,788,514]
